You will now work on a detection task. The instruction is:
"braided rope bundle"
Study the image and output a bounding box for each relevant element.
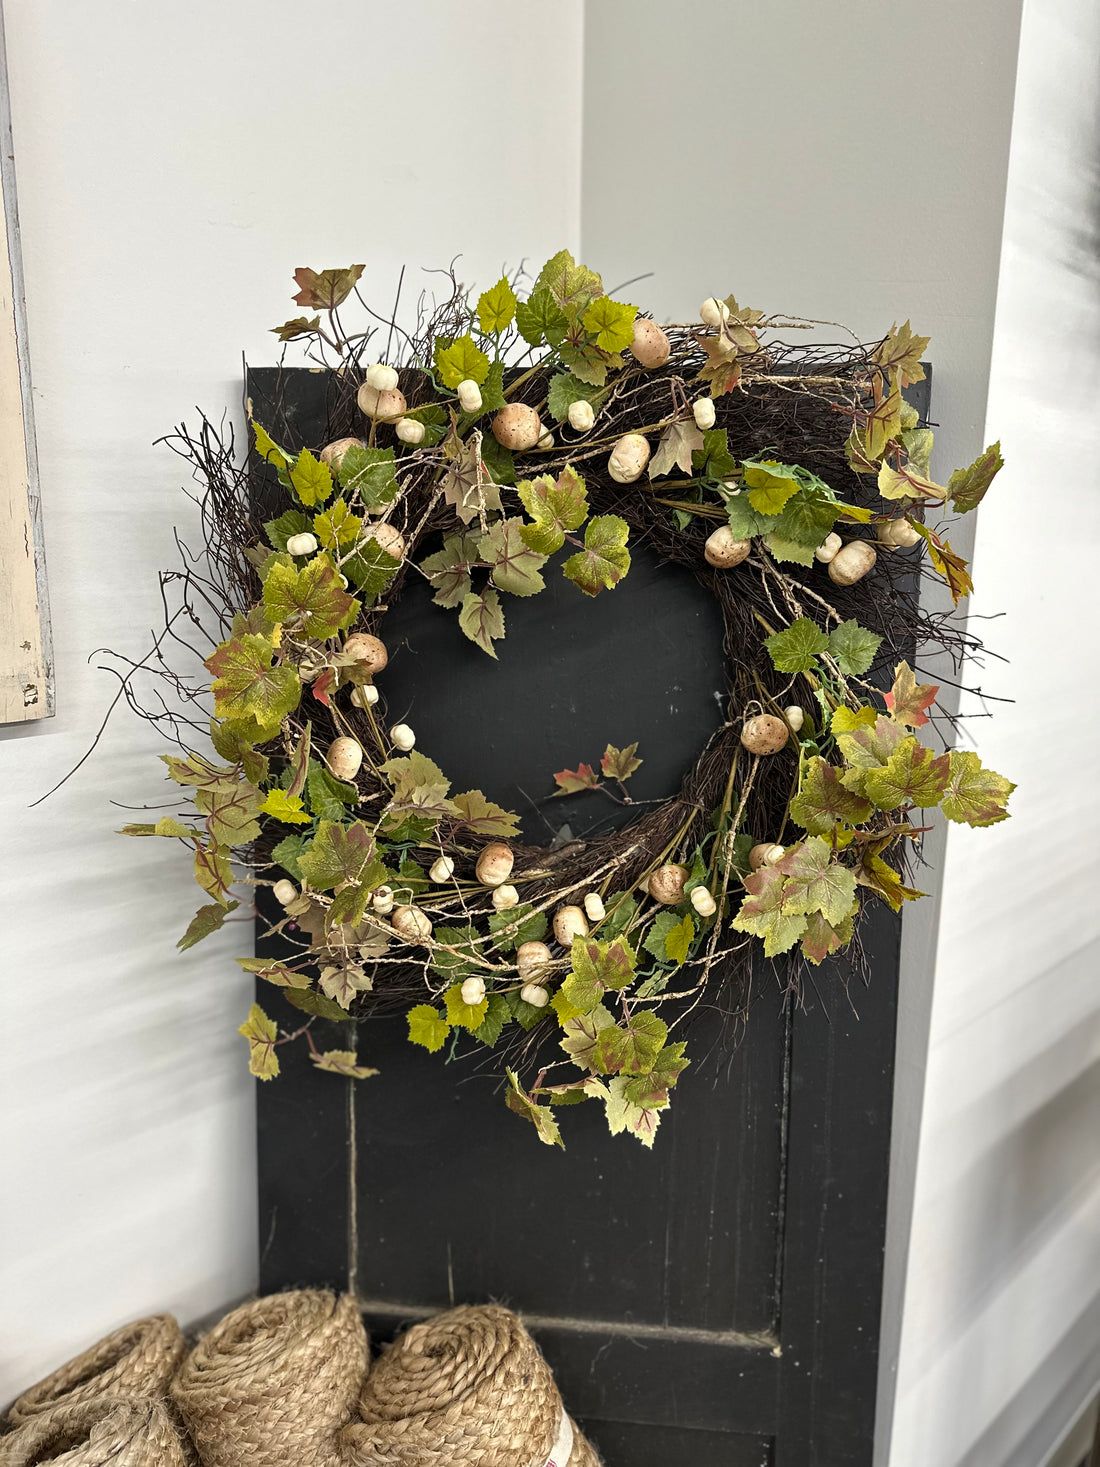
[341,1305,599,1467]
[4,1316,185,1428]
[0,1396,188,1467]
[170,1291,367,1467]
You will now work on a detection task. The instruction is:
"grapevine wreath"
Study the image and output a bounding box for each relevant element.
[114,253,1013,1148]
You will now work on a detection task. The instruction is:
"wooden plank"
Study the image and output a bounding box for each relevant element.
[0,5,52,724]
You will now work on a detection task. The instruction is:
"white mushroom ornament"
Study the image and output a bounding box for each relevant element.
[476,842,514,888]
[491,404,542,451]
[608,433,650,484]
[628,317,671,369]
[705,526,751,568]
[827,539,877,586]
[741,715,790,755]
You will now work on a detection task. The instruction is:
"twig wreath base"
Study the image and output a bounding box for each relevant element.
[110,254,1014,1149]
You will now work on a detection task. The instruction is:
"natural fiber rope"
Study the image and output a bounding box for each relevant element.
[340,1305,600,1467]
[170,1291,367,1467]
[4,1316,185,1428]
[0,1396,188,1467]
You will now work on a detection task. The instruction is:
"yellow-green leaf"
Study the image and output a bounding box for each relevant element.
[477,277,517,334]
[435,334,491,389]
[238,1003,280,1080]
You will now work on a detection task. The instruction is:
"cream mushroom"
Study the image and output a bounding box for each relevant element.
[628,317,671,369]
[608,433,651,484]
[827,540,878,586]
[326,737,363,782]
[553,905,589,945]
[491,403,542,451]
[705,527,752,568]
[391,905,432,942]
[475,842,514,888]
[741,715,790,755]
[648,864,689,905]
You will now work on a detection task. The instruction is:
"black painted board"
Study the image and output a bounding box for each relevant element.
[772,904,903,1467]
[580,1421,773,1467]
[349,994,786,1337]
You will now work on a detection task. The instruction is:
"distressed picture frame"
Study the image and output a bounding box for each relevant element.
[0,6,52,724]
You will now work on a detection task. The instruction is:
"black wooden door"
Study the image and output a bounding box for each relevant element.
[252,368,925,1466]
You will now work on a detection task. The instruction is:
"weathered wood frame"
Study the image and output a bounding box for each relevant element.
[0,5,52,725]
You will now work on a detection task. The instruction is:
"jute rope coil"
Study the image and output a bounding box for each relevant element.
[340,1305,600,1467]
[170,1291,367,1467]
[0,1396,188,1467]
[4,1316,185,1428]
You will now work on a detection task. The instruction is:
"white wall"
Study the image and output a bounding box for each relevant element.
[0,0,582,1400]
[888,2,1100,1462]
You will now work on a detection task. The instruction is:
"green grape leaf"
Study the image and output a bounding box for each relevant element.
[488,902,548,951]
[251,421,294,482]
[594,1010,667,1077]
[451,789,521,838]
[941,750,1014,826]
[435,333,491,389]
[479,432,515,486]
[558,342,613,387]
[828,619,883,676]
[205,633,301,738]
[601,743,642,781]
[272,835,310,884]
[885,661,938,727]
[393,858,429,900]
[473,992,511,1046]
[947,441,1003,514]
[861,737,951,811]
[725,495,774,540]
[836,715,909,795]
[419,533,481,608]
[622,1042,691,1107]
[800,908,856,965]
[514,285,568,347]
[764,617,830,673]
[597,1075,665,1148]
[664,913,695,965]
[831,705,878,734]
[458,588,506,658]
[517,466,588,555]
[877,460,947,501]
[297,819,377,891]
[306,761,358,820]
[381,749,451,803]
[261,789,312,825]
[342,540,401,603]
[313,498,363,551]
[789,757,873,835]
[560,1004,615,1068]
[195,780,264,846]
[743,460,802,515]
[763,489,840,565]
[194,841,233,905]
[284,987,355,1022]
[642,910,683,965]
[536,249,603,316]
[238,1004,280,1080]
[856,853,927,912]
[336,445,399,509]
[692,428,738,482]
[546,372,600,424]
[262,555,360,638]
[291,265,364,310]
[562,515,630,597]
[475,360,506,416]
[581,296,637,352]
[210,720,269,784]
[265,509,311,552]
[441,435,502,525]
[872,320,929,386]
[477,277,518,334]
[505,1069,564,1148]
[177,899,240,952]
[478,517,548,597]
[901,427,935,478]
[288,447,334,507]
[775,838,858,925]
[561,935,636,1013]
[407,1004,450,1053]
[311,1050,379,1079]
[650,420,705,479]
[434,929,484,989]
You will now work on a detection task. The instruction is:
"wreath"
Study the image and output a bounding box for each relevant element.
[111,252,1013,1149]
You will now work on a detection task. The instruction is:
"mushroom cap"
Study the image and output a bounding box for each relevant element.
[741,715,790,755]
[392,905,431,942]
[878,517,922,548]
[553,905,590,945]
[827,540,878,586]
[357,383,408,420]
[814,531,843,563]
[491,403,542,451]
[629,317,671,369]
[342,632,388,674]
[476,841,515,887]
[319,437,364,468]
[705,526,752,568]
[369,523,406,560]
[326,736,364,781]
[608,433,651,484]
[749,842,786,870]
[648,863,689,905]
[516,940,553,978]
